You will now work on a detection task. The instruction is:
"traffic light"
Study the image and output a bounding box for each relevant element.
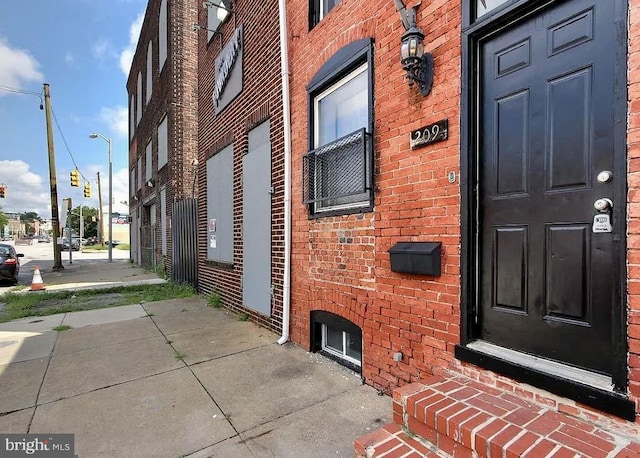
[0,184,5,198]
[83,182,91,198]
[70,169,80,187]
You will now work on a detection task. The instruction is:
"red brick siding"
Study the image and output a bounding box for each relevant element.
[289,0,640,425]
[196,0,285,334]
[127,0,199,275]
[288,0,462,389]
[627,0,640,421]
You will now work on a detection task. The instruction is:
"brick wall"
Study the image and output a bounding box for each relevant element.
[627,0,640,420]
[127,0,198,275]
[288,0,462,389]
[288,0,640,425]
[196,0,285,334]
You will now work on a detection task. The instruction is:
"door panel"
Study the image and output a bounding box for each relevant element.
[478,0,619,374]
[243,120,272,316]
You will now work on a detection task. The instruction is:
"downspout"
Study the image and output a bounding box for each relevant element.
[277,0,292,345]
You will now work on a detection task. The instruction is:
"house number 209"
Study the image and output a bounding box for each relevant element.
[410,119,448,149]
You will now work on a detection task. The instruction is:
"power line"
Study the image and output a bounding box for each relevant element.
[0,84,42,97]
[50,105,91,184]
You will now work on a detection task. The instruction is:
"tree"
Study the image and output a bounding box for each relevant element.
[16,212,40,235]
[20,212,40,222]
[0,206,7,235]
[69,206,99,238]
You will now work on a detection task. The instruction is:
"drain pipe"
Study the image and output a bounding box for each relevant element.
[277,0,292,345]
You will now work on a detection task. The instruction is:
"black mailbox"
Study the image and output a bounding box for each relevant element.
[388,242,441,276]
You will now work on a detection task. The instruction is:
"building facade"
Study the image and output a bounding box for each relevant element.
[287,0,640,433]
[195,0,287,333]
[127,0,199,278]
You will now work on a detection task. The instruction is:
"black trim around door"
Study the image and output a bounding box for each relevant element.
[459,0,630,417]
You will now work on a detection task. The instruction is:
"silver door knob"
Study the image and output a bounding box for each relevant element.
[597,170,613,183]
[594,198,613,212]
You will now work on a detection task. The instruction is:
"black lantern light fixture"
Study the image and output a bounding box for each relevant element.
[395,1,434,96]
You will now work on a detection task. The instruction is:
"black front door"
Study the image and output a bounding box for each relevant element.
[478,0,622,374]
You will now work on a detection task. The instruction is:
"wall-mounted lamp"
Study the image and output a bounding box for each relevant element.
[146,179,155,188]
[133,195,139,202]
[395,1,434,96]
[202,1,234,14]
[191,23,219,34]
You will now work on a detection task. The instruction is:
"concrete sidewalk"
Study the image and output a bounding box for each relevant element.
[21,258,167,292]
[0,297,391,457]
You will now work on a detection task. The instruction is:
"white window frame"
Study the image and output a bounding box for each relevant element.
[136,72,142,124]
[157,114,168,169]
[160,187,167,255]
[130,168,136,198]
[145,140,152,181]
[129,94,135,139]
[159,0,167,71]
[321,324,361,367]
[312,0,340,26]
[137,157,142,191]
[320,0,339,20]
[146,41,153,103]
[312,63,369,213]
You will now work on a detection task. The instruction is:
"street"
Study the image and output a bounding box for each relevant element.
[0,241,130,292]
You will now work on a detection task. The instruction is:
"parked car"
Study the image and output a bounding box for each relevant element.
[62,238,80,251]
[0,243,24,285]
[38,235,50,243]
[85,237,98,246]
[106,240,122,247]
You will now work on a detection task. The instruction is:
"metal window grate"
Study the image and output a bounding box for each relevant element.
[302,128,373,209]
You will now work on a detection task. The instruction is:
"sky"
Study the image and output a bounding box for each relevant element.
[0,0,148,220]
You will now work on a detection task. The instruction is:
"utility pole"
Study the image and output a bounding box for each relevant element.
[43,83,64,271]
[97,172,104,244]
[66,200,72,265]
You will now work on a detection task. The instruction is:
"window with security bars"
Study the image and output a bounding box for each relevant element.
[303,129,372,210]
[305,62,372,215]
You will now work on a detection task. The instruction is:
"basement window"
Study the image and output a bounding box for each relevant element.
[311,311,362,372]
[322,325,362,366]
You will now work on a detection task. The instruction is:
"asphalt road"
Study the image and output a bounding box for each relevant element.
[0,241,130,291]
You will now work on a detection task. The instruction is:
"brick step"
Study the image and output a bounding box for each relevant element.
[355,422,447,458]
[355,375,640,458]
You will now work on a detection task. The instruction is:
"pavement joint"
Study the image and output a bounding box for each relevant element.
[1,250,393,456]
[141,301,241,437]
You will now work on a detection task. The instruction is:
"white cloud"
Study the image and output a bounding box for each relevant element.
[92,38,112,60]
[0,38,43,92]
[0,160,50,217]
[119,10,145,76]
[0,162,131,221]
[111,168,131,212]
[119,49,135,76]
[99,106,128,138]
[64,51,75,66]
[78,166,130,215]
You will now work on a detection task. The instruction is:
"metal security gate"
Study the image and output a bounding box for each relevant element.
[140,224,155,269]
[172,198,198,287]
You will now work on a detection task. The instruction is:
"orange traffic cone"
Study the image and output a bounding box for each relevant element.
[30,265,45,291]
